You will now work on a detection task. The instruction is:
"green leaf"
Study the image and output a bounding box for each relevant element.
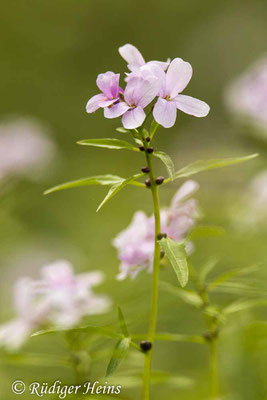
[131,332,205,344]
[188,225,225,240]
[154,151,175,180]
[96,173,144,212]
[198,258,218,286]
[32,325,121,339]
[116,127,129,133]
[106,337,130,377]
[160,281,202,308]
[77,138,138,152]
[150,120,160,139]
[208,265,260,291]
[118,307,129,337]
[224,298,267,315]
[44,175,123,195]
[166,154,258,182]
[159,238,188,287]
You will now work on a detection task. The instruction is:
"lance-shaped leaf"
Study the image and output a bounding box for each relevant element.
[97,173,144,212]
[77,138,139,152]
[224,298,267,315]
[131,332,205,344]
[150,120,160,139]
[159,238,188,287]
[164,154,258,183]
[207,264,260,291]
[118,307,129,338]
[44,175,124,195]
[106,337,130,377]
[154,151,175,180]
[32,325,121,339]
[198,258,219,286]
[188,225,225,240]
[160,281,202,308]
[116,127,129,133]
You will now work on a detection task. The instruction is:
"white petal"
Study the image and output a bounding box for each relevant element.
[104,102,130,119]
[174,94,210,117]
[119,44,145,71]
[153,98,177,128]
[166,58,193,98]
[122,107,146,129]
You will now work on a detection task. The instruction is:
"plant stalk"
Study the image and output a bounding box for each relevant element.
[141,134,161,400]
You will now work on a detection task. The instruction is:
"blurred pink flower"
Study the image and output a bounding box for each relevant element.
[0,260,111,351]
[225,56,267,131]
[113,180,199,280]
[0,117,55,182]
[153,58,210,128]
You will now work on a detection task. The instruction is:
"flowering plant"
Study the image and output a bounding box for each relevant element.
[1,44,258,399]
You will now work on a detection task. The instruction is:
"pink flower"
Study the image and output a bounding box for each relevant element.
[119,44,169,73]
[36,260,111,329]
[0,278,50,351]
[113,180,199,280]
[86,71,123,114]
[153,58,210,128]
[225,56,267,131]
[0,117,56,182]
[104,76,161,129]
[0,261,111,350]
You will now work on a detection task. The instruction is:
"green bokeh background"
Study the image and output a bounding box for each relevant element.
[1,0,267,399]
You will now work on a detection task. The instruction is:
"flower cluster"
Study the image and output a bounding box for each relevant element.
[113,180,199,280]
[86,44,210,129]
[0,260,111,350]
[225,55,267,132]
[0,117,56,182]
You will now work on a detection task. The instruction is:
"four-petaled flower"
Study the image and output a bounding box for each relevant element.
[153,58,210,128]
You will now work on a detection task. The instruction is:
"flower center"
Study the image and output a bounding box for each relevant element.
[165,95,171,101]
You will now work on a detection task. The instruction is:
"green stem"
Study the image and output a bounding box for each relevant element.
[142,136,161,400]
[209,336,218,398]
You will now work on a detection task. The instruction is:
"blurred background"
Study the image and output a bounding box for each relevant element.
[1,0,267,399]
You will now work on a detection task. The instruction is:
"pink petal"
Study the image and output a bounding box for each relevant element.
[86,93,105,113]
[166,58,193,98]
[174,94,210,117]
[98,98,118,108]
[104,102,130,119]
[124,76,160,108]
[119,44,145,71]
[153,98,177,128]
[122,107,146,129]
[96,72,120,98]
[147,60,170,71]
[171,180,199,209]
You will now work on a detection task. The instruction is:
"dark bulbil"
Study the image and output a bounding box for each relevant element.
[139,146,145,151]
[145,178,151,187]
[146,147,154,154]
[141,166,150,173]
[140,341,152,352]
[156,176,164,185]
[157,233,167,240]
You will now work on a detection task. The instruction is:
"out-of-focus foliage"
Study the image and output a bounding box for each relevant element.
[1,0,267,399]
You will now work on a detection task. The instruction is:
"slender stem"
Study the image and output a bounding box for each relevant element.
[209,336,218,398]
[142,135,161,400]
